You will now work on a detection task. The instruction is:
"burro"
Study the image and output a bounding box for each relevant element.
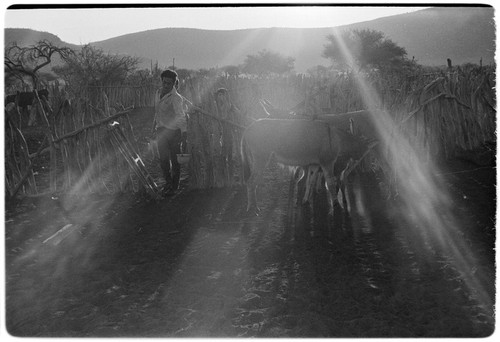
[240,118,370,214]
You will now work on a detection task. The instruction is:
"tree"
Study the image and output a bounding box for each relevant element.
[53,44,140,89]
[322,29,407,71]
[242,49,295,76]
[4,40,74,89]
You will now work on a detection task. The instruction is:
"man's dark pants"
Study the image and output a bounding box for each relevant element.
[157,127,182,190]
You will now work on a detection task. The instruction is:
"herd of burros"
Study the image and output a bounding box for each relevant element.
[241,100,387,219]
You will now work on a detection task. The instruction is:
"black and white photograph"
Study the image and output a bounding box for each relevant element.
[3,2,496,338]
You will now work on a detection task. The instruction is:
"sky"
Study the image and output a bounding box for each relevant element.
[3,2,430,45]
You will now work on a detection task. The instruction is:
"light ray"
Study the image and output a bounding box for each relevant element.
[218,30,263,67]
[330,28,494,315]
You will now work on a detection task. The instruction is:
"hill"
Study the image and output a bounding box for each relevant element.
[4,28,80,50]
[345,6,495,67]
[4,6,495,73]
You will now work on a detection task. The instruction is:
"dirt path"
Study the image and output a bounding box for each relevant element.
[4,156,495,337]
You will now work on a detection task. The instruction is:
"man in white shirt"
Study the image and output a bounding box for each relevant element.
[152,69,187,196]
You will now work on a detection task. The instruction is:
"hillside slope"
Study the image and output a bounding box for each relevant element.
[5,6,495,72]
[90,6,497,70]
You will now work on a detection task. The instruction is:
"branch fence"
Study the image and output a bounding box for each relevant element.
[4,64,495,199]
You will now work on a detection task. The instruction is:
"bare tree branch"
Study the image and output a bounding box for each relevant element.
[4,40,74,89]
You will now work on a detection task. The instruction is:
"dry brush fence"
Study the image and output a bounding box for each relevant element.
[5,65,495,198]
[396,66,496,161]
[4,86,151,199]
[180,68,495,190]
[84,83,157,109]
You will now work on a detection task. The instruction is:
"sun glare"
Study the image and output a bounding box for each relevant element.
[330,29,494,314]
[218,30,262,68]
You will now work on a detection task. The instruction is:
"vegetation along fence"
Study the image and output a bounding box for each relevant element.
[178,65,495,190]
[4,64,495,199]
[5,87,143,199]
